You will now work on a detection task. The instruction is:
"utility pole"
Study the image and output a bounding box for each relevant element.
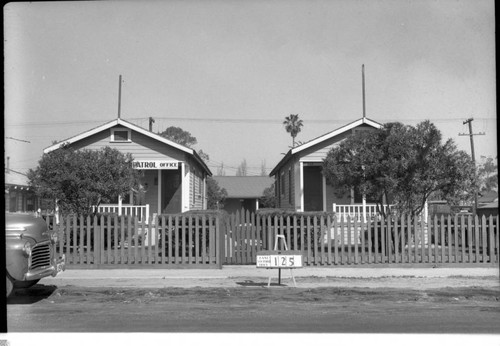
[149,117,155,132]
[459,118,485,214]
[117,75,122,118]
[362,64,366,119]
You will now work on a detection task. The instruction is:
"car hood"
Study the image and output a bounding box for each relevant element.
[5,213,50,240]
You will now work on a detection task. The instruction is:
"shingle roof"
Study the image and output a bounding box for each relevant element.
[213,176,274,198]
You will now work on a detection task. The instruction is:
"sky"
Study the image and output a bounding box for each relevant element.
[4,0,497,177]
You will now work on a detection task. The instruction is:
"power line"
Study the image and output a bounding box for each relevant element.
[6,116,496,127]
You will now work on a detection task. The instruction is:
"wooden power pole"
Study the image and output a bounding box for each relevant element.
[459,118,485,214]
[149,117,155,132]
[118,75,122,118]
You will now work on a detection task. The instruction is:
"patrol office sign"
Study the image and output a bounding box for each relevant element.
[133,160,179,170]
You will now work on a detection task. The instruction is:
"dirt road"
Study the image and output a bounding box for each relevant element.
[7,281,500,333]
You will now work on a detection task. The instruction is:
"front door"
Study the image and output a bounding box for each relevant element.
[303,166,323,211]
[161,168,182,214]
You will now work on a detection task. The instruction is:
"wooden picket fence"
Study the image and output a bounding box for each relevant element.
[45,210,499,268]
[46,214,223,268]
[224,209,500,266]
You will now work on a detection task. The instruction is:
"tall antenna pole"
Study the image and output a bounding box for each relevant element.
[362,64,366,119]
[149,117,155,132]
[118,75,122,118]
[459,117,485,214]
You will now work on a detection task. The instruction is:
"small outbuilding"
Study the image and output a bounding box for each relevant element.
[212,176,274,214]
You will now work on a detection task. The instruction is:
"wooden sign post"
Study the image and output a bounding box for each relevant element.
[256,234,303,287]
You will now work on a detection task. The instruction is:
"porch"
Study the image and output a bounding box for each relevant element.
[332,203,428,222]
[95,204,150,222]
[333,203,391,222]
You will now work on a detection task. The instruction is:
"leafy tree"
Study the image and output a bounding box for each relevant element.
[28,146,142,217]
[197,149,210,161]
[477,156,498,192]
[259,182,276,208]
[283,114,304,147]
[322,121,476,218]
[158,126,197,147]
[260,160,267,176]
[206,176,227,210]
[217,162,226,176]
[236,159,248,176]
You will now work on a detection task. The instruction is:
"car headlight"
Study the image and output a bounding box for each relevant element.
[23,242,32,257]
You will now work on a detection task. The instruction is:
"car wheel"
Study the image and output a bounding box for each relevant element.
[6,275,14,298]
[15,279,40,289]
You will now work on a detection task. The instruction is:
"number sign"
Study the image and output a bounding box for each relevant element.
[256,250,303,268]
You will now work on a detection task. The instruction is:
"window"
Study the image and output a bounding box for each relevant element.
[288,169,292,204]
[111,128,131,142]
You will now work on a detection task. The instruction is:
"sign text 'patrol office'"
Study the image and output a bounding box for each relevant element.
[132,160,179,170]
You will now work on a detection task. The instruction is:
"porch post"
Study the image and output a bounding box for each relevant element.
[362,195,367,223]
[424,200,428,222]
[157,169,162,215]
[181,162,189,212]
[299,161,304,212]
[203,174,207,209]
[55,199,59,224]
[118,195,122,216]
[322,174,327,212]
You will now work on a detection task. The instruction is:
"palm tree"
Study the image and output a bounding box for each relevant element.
[283,114,304,147]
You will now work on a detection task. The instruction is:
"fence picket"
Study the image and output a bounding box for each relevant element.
[440,215,445,263]
[320,215,325,265]
[256,214,262,254]
[495,216,499,263]
[481,215,487,263]
[446,214,451,263]
[401,215,406,264]
[326,215,332,265]
[488,215,494,263]
[386,217,392,264]
[312,216,317,264]
[419,215,425,263]
[286,216,291,252]
[354,217,359,264]
[393,216,398,264]
[474,215,480,264]
[467,215,473,263]
[248,210,253,262]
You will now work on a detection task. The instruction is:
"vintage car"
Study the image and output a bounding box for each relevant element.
[5,213,66,297]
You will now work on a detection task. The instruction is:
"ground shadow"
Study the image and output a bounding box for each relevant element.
[7,284,58,305]
[235,280,290,287]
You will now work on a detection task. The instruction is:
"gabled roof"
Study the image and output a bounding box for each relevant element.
[213,176,274,198]
[270,117,382,176]
[43,118,212,175]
